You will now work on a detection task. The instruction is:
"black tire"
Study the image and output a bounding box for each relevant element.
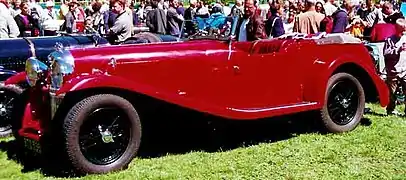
[63,94,141,174]
[122,32,162,44]
[320,73,365,133]
[0,83,23,137]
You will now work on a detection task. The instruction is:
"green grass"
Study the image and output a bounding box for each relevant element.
[0,103,406,180]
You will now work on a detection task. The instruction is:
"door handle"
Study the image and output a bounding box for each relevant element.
[233,65,240,74]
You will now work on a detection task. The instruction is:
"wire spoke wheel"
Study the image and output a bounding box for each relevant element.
[327,79,359,125]
[320,73,365,133]
[79,107,131,165]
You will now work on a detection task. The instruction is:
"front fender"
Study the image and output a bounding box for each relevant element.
[4,71,26,85]
[0,69,17,82]
[57,74,156,96]
[57,74,195,109]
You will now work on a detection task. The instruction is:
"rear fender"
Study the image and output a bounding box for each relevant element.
[304,55,389,107]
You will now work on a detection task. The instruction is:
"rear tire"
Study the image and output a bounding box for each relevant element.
[63,94,141,174]
[320,73,365,133]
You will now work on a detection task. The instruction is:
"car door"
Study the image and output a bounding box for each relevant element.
[112,41,233,108]
[226,39,304,109]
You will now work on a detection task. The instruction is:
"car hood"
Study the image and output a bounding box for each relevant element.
[69,40,230,75]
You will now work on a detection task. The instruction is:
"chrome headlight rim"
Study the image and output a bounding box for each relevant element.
[25,57,48,87]
[49,50,75,91]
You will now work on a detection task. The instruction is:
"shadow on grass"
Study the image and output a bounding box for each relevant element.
[137,111,324,158]
[364,108,387,117]
[0,105,375,177]
[0,139,75,177]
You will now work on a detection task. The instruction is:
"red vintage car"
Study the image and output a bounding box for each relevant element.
[8,33,389,174]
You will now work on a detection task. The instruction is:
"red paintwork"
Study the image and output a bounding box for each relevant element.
[18,86,50,141]
[19,103,41,141]
[4,71,26,85]
[18,38,389,140]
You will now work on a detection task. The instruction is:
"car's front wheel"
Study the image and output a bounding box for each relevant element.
[63,94,141,174]
[0,83,23,137]
[320,73,365,133]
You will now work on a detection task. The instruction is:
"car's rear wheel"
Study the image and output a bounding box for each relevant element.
[0,83,23,137]
[63,94,141,174]
[320,73,365,133]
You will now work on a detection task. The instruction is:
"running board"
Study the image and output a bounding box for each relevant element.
[226,102,321,120]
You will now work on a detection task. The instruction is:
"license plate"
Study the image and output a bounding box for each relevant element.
[23,138,42,154]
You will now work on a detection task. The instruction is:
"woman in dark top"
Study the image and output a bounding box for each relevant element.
[14,2,39,37]
[265,0,284,38]
[357,3,368,20]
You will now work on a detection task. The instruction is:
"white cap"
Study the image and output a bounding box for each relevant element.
[46,1,55,7]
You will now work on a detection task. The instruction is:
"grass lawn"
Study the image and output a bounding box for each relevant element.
[0,103,405,180]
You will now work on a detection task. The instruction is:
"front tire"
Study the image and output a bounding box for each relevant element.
[63,94,141,174]
[0,83,23,137]
[320,73,365,133]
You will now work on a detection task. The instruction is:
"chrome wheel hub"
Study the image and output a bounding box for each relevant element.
[0,104,7,116]
[341,98,350,108]
[79,107,131,165]
[98,125,115,143]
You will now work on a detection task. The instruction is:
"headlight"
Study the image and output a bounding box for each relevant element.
[25,57,48,87]
[49,50,74,90]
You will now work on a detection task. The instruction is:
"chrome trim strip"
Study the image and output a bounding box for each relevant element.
[228,102,318,113]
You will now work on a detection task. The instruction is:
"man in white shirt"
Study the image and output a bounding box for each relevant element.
[0,0,19,38]
[324,0,337,16]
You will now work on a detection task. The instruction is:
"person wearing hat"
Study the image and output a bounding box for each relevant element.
[42,1,60,36]
[235,0,267,41]
[63,1,84,33]
[44,1,58,20]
